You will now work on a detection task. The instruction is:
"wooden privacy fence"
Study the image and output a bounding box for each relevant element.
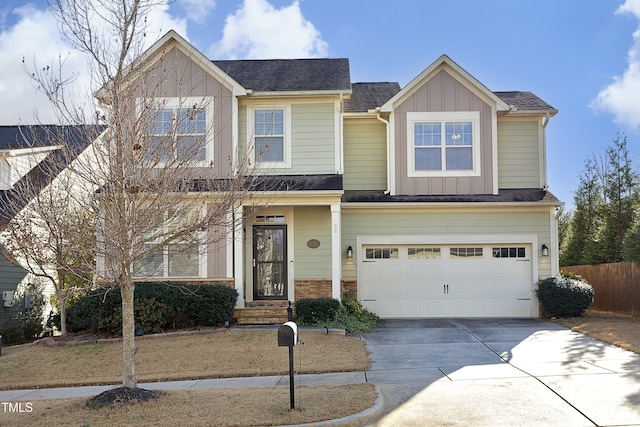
[561,262,640,314]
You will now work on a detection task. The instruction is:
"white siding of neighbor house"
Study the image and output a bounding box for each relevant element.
[498,119,540,188]
[343,119,387,190]
[341,208,553,279]
[294,206,332,278]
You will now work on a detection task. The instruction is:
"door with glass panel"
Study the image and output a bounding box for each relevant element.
[253,225,287,300]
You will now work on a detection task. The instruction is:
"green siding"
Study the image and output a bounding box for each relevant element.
[344,120,387,190]
[498,121,540,188]
[341,209,552,278]
[0,255,27,329]
[240,103,336,175]
[293,206,332,278]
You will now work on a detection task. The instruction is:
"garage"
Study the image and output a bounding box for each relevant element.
[359,243,534,318]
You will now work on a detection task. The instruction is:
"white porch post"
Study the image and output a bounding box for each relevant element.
[331,203,342,300]
[234,205,245,308]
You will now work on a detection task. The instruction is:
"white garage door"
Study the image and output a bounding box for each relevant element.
[360,244,533,317]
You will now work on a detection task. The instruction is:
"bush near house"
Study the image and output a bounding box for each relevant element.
[0,289,48,346]
[58,283,238,335]
[537,272,594,318]
[296,296,378,333]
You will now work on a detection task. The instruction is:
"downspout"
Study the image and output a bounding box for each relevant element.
[338,93,344,174]
[542,112,550,190]
[375,110,391,194]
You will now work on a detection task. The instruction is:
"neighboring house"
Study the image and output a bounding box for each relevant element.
[116,31,562,321]
[0,125,102,329]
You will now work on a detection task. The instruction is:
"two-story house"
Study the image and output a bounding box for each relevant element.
[124,31,561,322]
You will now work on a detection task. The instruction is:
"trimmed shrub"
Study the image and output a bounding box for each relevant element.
[63,282,238,335]
[295,298,340,324]
[536,273,594,318]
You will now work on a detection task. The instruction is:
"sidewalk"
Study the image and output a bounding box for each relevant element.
[0,371,370,402]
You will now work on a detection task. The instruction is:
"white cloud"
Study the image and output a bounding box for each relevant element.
[182,0,217,23]
[591,0,640,129]
[208,0,328,59]
[0,2,187,125]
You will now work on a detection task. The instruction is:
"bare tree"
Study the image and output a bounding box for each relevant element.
[22,0,268,392]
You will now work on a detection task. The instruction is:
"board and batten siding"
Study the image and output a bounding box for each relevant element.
[393,69,494,196]
[343,120,387,190]
[498,120,540,188]
[239,102,336,175]
[341,209,552,279]
[293,206,332,278]
[136,46,234,177]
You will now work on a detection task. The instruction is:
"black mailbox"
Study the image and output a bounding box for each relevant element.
[278,321,298,347]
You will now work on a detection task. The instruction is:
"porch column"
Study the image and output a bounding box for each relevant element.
[234,204,244,308]
[331,203,342,300]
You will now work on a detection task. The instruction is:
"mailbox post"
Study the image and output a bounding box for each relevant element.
[278,320,298,409]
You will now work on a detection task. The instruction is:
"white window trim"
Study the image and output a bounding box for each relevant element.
[133,206,207,279]
[406,111,481,177]
[139,96,214,167]
[247,105,292,169]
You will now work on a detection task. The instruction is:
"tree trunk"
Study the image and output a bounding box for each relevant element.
[59,298,68,337]
[120,280,137,388]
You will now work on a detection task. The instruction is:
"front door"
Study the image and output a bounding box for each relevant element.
[253,225,288,300]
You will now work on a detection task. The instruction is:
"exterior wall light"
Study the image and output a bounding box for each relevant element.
[541,244,549,257]
[347,245,353,259]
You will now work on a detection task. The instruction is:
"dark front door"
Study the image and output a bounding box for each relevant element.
[253,225,287,300]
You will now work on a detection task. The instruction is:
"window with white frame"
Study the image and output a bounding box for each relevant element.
[133,209,205,278]
[249,106,292,168]
[407,111,480,177]
[144,98,213,164]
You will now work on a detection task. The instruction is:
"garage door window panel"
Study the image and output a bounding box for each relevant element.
[408,247,441,259]
[450,247,483,258]
[365,248,399,260]
[492,247,526,258]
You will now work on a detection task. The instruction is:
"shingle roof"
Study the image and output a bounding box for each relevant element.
[212,58,351,92]
[494,91,556,112]
[0,125,104,225]
[342,189,560,204]
[344,82,401,112]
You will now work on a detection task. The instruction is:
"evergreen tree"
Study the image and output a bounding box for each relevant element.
[562,157,603,266]
[599,133,638,262]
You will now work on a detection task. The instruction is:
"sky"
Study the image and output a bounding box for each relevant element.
[2,0,640,209]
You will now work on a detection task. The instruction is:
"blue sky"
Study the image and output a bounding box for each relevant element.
[2,0,640,209]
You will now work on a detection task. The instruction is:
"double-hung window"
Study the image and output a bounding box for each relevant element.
[145,97,212,164]
[249,105,292,168]
[407,111,480,177]
[133,209,205,279]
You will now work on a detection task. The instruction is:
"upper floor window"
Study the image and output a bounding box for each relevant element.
[407,111,480,177]
[143,97,213,165]
[248,105,292,168]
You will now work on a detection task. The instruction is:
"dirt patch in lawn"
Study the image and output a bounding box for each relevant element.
[554,310,640,354]
[0,329,370,391]
[0,384,377,427]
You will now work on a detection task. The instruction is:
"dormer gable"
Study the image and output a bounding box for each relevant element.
[381,55,509,113]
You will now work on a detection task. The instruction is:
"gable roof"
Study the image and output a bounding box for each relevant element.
[381,54,511,113]
[212,58,351,94]
[344,82,401,113]
[0,125,104,226]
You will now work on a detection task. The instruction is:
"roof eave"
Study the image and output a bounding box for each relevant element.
[341,200,563,209]
[244,89,352,98]
[503,109,558,117]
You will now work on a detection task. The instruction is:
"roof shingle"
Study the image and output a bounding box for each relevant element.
[344,82,401,112]
[212,58,351,92]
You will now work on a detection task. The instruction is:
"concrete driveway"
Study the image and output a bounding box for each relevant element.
[359,318,640,427]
